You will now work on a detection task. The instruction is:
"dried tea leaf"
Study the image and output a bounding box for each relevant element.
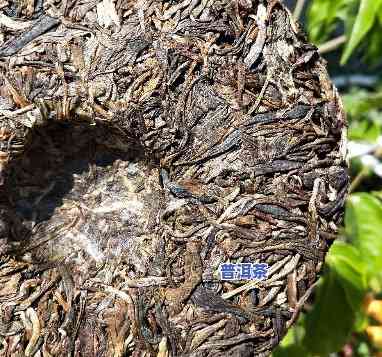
[0,0,348,355]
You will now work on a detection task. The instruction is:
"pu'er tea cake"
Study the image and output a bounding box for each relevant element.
[0,0,348,355]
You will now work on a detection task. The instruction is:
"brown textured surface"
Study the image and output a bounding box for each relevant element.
[0,0,347,355]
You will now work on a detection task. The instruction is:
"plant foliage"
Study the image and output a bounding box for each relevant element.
[307,0,382,64]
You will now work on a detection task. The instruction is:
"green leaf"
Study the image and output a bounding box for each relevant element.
[272,345,310,357]
[364,21,382,64]
[348,118,382,142]
[326,241,368,310]
[341,0,382,64]
[357,341,372,357]
[372,191,382,200]
[354,307,369,332]
[345,193,382,278]
[370,273,382,293]
[343,88,382,117]
[378,1,382,24]
[307,0,332,43]
[273,325,310,357]
[302,269,356,355]
[307,0,350,44]
[344,87,382,141]
[302,241,367,355]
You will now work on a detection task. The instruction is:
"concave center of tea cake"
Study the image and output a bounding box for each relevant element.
[7,123,165,278]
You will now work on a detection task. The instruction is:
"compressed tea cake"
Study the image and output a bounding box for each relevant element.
[0,0,348,356]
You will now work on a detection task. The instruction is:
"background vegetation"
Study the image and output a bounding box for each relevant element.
[273,1,382,356]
